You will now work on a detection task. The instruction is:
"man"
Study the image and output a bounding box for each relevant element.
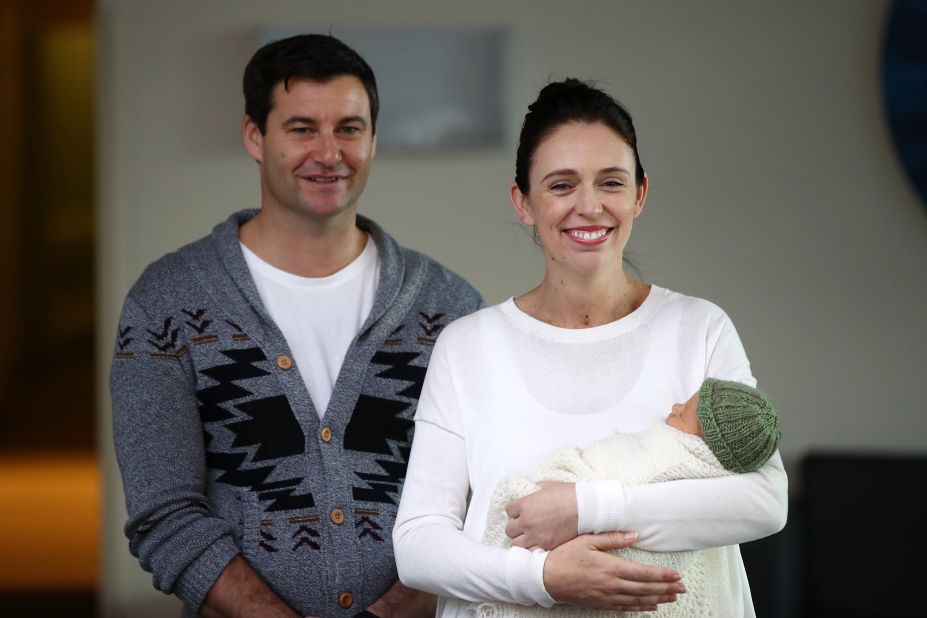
[111,34,481,617]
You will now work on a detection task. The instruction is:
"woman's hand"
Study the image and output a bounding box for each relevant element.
[543,532,685,610]
[505,481,578,550]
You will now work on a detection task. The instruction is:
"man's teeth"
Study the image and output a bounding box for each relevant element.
[309,176,340,183]
[568,229,609,240]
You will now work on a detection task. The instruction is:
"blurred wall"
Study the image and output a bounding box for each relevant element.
[96,1,927,615]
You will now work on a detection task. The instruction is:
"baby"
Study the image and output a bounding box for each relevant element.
[479,378,782,618]
[664,378,780,473]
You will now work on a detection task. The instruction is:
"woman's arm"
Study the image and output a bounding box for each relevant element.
[506,452,786,552]
[393,420,552,605]
[580,452,787,551]
[507,306,788,552]
[619,302,788,550]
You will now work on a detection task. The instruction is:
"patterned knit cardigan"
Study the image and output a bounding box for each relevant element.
[111,210,481,616]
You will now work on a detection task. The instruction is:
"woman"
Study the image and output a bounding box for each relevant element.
[393,79,787,616]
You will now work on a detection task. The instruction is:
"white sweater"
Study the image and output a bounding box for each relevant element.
[393,287,788,618]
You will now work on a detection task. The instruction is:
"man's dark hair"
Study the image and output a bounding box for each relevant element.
[243,33,379,134]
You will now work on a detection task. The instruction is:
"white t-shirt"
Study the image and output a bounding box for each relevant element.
[393,287,788,617]
[241,236,380,418]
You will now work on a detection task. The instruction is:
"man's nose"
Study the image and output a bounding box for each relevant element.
[313,133,342,166]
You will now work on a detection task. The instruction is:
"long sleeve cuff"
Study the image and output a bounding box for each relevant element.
[576,480,627,534]
[173,536,241,611]
[506,546,555,607]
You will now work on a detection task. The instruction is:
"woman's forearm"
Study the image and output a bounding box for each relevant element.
[394,514,551,605]
[393,421,554,606]
[579,451,788,551]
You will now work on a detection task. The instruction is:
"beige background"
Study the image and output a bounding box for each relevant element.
[96,1,927,615]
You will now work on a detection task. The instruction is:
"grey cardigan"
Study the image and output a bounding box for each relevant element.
[111,210,481,616]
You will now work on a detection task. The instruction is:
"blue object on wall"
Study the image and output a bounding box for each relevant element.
[883,0,927,209]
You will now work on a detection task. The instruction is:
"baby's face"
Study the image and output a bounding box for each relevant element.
[665,392,703,436]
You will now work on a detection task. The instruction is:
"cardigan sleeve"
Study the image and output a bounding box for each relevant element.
[576,310,788,551]
[111,295,240,610]
[392,334,554,606]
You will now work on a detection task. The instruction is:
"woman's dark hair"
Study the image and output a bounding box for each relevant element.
[514,78,644,193]
[243,34,379,135]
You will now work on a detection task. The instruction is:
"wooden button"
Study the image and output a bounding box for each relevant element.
[320,427,332,443]
[276,354,292,370]
[338,591,353,608]
[330,508,345,525]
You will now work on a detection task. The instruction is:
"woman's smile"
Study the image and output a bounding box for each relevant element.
[564,225,614,245]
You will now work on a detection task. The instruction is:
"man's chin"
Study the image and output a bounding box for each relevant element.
[296,200,358,222]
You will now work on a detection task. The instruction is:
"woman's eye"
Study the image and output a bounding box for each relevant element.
[549,182,572,191]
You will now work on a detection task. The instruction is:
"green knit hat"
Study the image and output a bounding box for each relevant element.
[696,378,781,473]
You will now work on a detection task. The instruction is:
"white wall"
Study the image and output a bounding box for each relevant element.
[96,1,927,615]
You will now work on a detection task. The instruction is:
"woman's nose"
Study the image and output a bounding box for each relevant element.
[574,186,603,216]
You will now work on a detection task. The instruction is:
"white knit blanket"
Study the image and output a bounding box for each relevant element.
[478,423,734,618]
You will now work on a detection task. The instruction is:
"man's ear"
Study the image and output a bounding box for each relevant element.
[510,182,535,226]
[242,115,264,163]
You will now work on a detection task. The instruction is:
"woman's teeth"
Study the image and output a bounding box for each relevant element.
[567,228,609,241]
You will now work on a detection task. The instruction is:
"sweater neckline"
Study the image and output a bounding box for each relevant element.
[239,233,377,289]
[211,209,408,337]
[499,285,665,342]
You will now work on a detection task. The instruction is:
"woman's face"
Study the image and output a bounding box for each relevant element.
[510,121,647,277]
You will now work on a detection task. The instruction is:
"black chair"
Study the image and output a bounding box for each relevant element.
[740,501,801,618]
[801,453,927,618]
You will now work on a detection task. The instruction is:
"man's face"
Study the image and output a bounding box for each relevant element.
[243,75,376,223]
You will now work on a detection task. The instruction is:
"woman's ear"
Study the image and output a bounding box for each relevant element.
[633,174,649,218]
[510,182,536,226]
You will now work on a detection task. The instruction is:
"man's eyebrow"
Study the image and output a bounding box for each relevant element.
[280,115,368,128]
[281,116,316,127]
[338,115,368,127]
